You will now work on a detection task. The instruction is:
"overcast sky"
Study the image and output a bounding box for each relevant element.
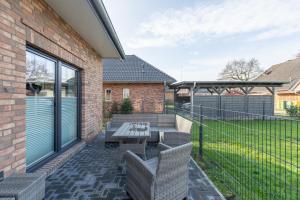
[103,0,300,81]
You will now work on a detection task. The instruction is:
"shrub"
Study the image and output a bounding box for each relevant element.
[111,101,119,114]
[285,104,300,117]
[121,98,133,114]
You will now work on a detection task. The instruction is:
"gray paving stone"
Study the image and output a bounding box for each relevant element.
[45,134,225,200]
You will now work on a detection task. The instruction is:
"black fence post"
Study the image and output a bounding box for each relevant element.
[199,104,203,160]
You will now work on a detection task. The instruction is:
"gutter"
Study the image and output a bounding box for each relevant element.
[87,0,125,59]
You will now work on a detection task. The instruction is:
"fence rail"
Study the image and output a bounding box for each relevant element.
[167,105,299,200]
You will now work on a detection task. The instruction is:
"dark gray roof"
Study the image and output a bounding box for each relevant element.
[255,58,300,91]
[103,55,176,83]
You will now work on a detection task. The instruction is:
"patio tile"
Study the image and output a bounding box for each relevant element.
[45,134,225,200]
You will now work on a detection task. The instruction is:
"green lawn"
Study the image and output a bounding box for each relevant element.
[190,119,300,200]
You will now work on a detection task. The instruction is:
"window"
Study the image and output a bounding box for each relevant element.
[123,88,130,99]
[105,89,112,101]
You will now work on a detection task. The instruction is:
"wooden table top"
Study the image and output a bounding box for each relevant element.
[112,122,150,138]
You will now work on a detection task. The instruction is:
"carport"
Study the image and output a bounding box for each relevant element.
[170,81,286,116]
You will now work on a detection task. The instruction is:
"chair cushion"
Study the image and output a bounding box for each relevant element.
[144,157,158,175]
[150,126,160,132]
[158,127,177,132]
[107,127,119,131]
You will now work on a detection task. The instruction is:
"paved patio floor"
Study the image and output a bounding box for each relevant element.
[45,134,224,200]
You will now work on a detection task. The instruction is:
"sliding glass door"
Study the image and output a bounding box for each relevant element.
[25,48,80,168]
[25,51,55,167]
[61,65,78,147]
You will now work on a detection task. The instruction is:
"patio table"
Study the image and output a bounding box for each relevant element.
[112,122,150,157]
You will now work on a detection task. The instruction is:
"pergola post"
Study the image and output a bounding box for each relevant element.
[265,86,276,116]
[173,88,179,113]
[163,81,166,114]
[271,87,275,116]
[190,82,196,118]
[245,87,249,113]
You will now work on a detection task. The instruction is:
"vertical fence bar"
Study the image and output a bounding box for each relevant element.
[262,100,265,120]
[297,120,299,200]
[199,104,203,160]
[290,120,292,200]
[274,118,277,199]
[285,119,287,200]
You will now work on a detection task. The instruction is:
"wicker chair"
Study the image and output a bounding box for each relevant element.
[161,132,191,147]
[0,172,46,200]
[124,142,193,200]
[161,115,193,147]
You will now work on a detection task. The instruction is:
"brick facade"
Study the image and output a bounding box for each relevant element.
[0,0,103,177]
[104,83,164,113]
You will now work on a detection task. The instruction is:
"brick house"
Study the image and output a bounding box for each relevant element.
[0,0,125,178]
[103,55,176,113]
[255,58,300,115]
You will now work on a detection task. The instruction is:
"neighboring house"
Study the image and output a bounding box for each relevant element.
[0,0,124,177]
[103,55,176,113]
[255,58,300,115]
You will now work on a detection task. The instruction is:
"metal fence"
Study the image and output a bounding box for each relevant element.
[167,105,299,200]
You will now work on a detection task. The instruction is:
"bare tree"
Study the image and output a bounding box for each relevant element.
[218,58,263,81]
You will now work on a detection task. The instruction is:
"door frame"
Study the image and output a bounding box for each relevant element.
[26,46,82,172]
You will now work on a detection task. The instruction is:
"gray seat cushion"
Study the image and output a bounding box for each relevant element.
[107,127,119,132]
[150,127,177,132]
[144,157,158,175]
[150,126,160,132]
[158,127,177,132]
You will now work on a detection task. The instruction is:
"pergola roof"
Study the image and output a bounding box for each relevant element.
[170,81,287,89]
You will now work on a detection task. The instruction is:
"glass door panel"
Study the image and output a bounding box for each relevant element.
[61,65,78,147]
[25,51,55,167]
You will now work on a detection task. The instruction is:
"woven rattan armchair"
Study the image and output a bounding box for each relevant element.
[0,172,46,200]
[124,142,193,200]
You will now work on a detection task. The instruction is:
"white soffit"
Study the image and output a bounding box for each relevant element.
[45,0,123,58]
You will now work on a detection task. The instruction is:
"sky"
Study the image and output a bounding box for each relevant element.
[103,0,300,81]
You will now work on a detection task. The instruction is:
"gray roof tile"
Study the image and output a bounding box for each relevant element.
[103,55,176,83]
[255,58,300,91]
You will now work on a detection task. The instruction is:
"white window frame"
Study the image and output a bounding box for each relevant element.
[123,88,130,99]
[105,88,112,101]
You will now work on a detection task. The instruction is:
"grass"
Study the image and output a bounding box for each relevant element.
[191,119,300,200]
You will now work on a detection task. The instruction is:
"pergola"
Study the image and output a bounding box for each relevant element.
[169,81,287,116]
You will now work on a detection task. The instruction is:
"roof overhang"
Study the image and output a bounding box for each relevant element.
[45,0,125,59]
[103,81,173,84]
[170,81,288,89]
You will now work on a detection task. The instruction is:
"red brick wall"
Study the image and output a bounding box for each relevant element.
[0,0,103,177]
[103,83,164,113]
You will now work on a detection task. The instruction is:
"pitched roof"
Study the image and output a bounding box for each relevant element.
[103,55,176,83]
[255,58,300,91]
